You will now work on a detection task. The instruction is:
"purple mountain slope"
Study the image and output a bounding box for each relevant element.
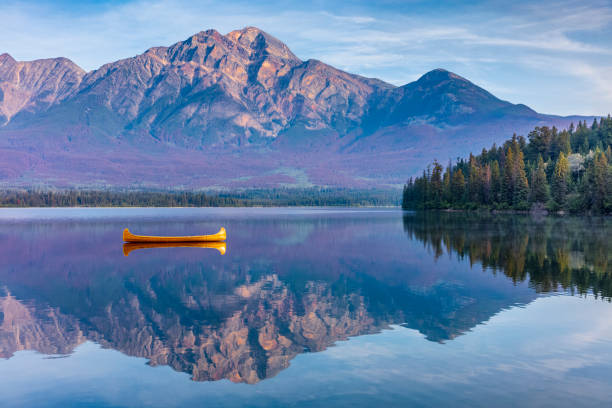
[0,27,590,189]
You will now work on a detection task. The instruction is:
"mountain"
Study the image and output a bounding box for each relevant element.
[0,27,589,189]
[0,53,84,126]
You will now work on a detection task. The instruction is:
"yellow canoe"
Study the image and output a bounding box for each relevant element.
[123,242,226,256]
[122,227,226,243]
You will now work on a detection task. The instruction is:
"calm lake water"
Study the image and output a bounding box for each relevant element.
[0,208,610,407]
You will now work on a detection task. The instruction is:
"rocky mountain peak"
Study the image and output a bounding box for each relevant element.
[0,55,85,124]
[44,57,86,74]
[415,68,469,85]
[398,67,510,119]
[187,28,223,41]
[0,53,16,65]
[226,27,301,64]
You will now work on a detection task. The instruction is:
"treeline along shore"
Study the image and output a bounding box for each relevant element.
[0,188,401,208]
[402,117,612,214]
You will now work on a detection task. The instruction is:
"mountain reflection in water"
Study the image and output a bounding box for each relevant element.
[0,209,609,384]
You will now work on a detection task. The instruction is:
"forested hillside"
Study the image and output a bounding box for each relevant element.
[402,117,612,213]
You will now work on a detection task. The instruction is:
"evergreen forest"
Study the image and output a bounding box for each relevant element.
[402,117,612,213]
[0,188,400,208]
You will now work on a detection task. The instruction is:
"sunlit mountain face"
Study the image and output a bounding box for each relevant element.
[0,28,588,189]
[0,209,608,383]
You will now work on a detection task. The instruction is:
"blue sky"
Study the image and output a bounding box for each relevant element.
[1,0,611,116]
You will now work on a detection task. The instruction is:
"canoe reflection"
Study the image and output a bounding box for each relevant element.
[123,241,226,256]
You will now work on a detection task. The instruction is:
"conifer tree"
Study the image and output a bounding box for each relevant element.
[468,155,481,203]
[490,160,501,203]
[530,155,549,203]
[482,163,492,204]
[442,164,451,204]
[587,150,610,213]
[512,142,529,206]
[430,160,444,208]
[552,152,570,208]
[503,148,514,205]
[451,168,465,203]
[558,130,571,155]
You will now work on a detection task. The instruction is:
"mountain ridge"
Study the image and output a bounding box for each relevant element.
[0,27,591,189]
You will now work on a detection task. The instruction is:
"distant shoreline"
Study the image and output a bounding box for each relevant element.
[402,208,611,216]
[0,188,401,208]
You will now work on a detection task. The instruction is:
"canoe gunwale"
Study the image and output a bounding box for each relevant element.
[122,227,226,243]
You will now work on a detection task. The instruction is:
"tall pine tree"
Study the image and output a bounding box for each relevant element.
[451,169,465,203]
[530,155,549,203]
[551,152,570,208]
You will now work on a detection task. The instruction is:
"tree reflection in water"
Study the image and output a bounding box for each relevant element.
[403,212,611,300]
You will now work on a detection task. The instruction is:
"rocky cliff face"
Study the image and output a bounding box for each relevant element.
[14,27,391,147]
[0,27,586,188]
[0,53,84,125]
